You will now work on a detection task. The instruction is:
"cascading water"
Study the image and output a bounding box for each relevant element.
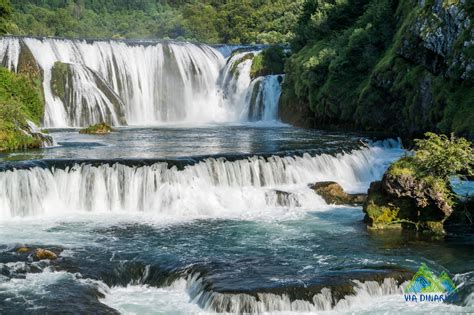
[0,37,284,127]
[0,144,397,219]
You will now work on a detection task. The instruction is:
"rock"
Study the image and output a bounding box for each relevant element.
[16,246,31,253]
[51,61,127,126]
[267,190,301,207]
[34,248,58,261]
[364,157,454,235]
[80,122,114,135]
[310,181,367,206]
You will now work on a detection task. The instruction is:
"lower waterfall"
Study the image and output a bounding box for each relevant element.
[0,142,400,219]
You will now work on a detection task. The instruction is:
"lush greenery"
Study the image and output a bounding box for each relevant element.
[0,67,45,151]
[414,132,474,180]
[5,0,303,44]
[79,122,114,134]
[280,0,473,138]
[364,133,473,234]
[250,45,288,78]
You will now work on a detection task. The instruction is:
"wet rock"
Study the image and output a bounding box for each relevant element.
[310,181,367,206]
[34,248,58,261]
[16,246,31,254]
[267,190,301,207]
[51,61,127,126]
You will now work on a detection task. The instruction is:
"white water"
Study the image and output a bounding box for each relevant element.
[0,141,402,219]
[99,273,472,314]
[0,38,284,127]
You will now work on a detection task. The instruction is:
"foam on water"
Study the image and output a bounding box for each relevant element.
[98,273,473,314]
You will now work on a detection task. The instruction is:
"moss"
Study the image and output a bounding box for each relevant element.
[230,53,254,77]
[51,61,71,100]
[250,53,264,78]
[388,157,418,176]
[79,122,114,135]
[250,45,287,79]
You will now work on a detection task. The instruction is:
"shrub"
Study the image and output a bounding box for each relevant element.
[414,132,474,180]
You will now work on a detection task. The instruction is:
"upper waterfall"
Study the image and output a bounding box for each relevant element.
[0,37,283,127]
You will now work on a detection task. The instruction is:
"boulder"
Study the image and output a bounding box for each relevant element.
[364,157,454,235]
[310,181,367,206]
[34,248,58,261]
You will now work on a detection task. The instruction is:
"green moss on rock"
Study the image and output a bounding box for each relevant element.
[79,122,114,135]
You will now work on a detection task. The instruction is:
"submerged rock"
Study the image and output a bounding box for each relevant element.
[34,248,58,261]
[310,181,367,206]
[364,157,454,235]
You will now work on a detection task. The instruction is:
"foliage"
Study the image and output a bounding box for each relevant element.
[0,67,45,151]
[250,45,288,78]
[414,132,474,180]
[281,0,473,138]
[8,0,304,44]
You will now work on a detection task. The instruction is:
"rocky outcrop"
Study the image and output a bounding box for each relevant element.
[310,181,367,206]
[51,61,127,126]
[364,157,454,235]
[398,0,473,80]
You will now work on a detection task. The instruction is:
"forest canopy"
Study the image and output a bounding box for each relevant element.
[5,0,303,44]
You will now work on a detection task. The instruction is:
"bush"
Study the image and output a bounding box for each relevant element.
[414,132,474,180]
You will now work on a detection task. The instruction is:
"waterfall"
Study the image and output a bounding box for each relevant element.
[0,143,400,219]
[0,37,284,127]
[247,75,283,121]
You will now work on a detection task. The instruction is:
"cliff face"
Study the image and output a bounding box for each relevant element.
[280,0,473,139]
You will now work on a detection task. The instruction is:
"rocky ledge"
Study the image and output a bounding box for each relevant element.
[310,181,367,206]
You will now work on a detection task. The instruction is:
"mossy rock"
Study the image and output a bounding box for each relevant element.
[364,158,456,235]
[311,181,367,206]
[33,248,58,261]
[79,122,114,135]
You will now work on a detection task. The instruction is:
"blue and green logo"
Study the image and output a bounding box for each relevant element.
[404,263,458,303]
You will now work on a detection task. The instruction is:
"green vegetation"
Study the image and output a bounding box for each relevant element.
[364,133,473,234]
[250,45,288,78]
[7,0,303,44]
[280,0,473,138]
[414,132,474,180]
[0,67,45,151]
[79,122,114,134]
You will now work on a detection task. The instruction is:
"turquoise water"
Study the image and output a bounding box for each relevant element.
[0,125,472,314]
